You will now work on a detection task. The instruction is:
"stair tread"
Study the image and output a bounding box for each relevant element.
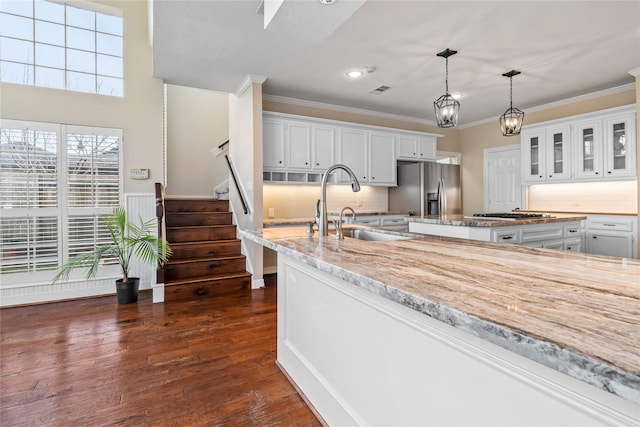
[170,239,239,246]
[165,255,245,266]
[165,272,252,286]
[167,224,234,229]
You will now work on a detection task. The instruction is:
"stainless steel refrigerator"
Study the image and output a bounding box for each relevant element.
[389,161,461,216]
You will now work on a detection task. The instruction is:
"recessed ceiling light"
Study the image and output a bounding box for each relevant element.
[346,69,364,79]
[319,0,337,4]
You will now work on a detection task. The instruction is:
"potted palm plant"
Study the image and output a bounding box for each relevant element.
[53,207,171,304]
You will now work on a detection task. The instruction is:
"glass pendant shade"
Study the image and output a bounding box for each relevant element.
[434,48,459,128]
[434,93,460,128]
[500,70,524,136]
[500,107,525,136]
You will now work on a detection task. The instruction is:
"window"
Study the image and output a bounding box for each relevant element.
[0,119,122,284]
[0,0,123,96]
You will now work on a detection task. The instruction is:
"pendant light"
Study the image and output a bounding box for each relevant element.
[499,70,525,136]
[433,48,460,128]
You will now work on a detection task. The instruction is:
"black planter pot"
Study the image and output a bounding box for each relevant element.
[115,278,139,304]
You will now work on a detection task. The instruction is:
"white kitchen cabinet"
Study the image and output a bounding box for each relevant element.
[263,112,439,186]
[573,108,636,180]
[396,135,436,161]
[287,121,312,169]
[312,125,335,170]
[563,238,582,252]
[522,105,636,183]
[263,118,286,168]
[603,111,636,178]
[522,124,571,182]
[368,132,396,185]
[337,128,396,186]
[586,215,636,258]
[337,127,368,182]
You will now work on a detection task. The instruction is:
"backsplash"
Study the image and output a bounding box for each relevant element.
[263,185,388,219]
[528,181,637,214]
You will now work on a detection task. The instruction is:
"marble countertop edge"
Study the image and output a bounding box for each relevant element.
[240,228,640,404]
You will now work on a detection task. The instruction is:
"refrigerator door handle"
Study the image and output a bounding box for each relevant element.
[438,178,446,215]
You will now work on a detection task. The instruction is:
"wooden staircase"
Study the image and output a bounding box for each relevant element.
[163,199,251,301]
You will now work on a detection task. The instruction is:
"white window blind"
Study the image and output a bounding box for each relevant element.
[0,119,122,284]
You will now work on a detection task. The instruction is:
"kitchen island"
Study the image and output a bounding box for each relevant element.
[240,226,639,426]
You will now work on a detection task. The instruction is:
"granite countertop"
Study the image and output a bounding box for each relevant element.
[264,211,410,227]
[407,214,587,227]
[516,209,638,217]
[240,226,640,403]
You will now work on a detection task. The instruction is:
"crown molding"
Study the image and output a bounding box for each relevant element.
[629,67,640,77]
[263,94,438,127]
[458,83,637,129]
[235,74,268,98]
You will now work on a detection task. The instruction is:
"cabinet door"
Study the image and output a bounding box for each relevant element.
[312,125,335,170]
[573,120,603,179]
[564,238,582,252]
[417,137,436,160]
[604,112,636,178]
[287,121,311,169]
[588,232,633,258]
[369,132,396,185]
[397,135,418,159]
[545,124,571,181]
[521,129,546,182]
[263,118,286,168]
[338,128,367,182]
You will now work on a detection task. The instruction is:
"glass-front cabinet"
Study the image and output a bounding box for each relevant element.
[574,120,603,179]
[604,112,636,178]
[522,105,636,183]
[521,125,570,182]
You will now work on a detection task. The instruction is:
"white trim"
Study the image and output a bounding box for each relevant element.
[629,67,640,78]
[235,74,268,98]
[521,104,636,131]
[459,83,636,129]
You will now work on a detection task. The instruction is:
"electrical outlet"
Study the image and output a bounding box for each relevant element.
[356,198,362,207]
[268,208,275,218]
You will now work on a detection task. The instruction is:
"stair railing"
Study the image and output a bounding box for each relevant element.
[225,154,249,215]
[155,182,165,283]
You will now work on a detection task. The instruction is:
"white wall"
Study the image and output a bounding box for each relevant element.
[166,85,230,197]
[229,79,265,288]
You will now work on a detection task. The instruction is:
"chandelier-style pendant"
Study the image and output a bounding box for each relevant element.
[499,70,525,136]
[433,48,460,128]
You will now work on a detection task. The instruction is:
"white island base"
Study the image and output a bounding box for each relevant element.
[277,254,637,426]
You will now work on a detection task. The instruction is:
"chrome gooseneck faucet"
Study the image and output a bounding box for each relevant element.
[317,164,361,237]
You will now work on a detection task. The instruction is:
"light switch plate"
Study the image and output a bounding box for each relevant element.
[130,168,149,180]
[268,208,275,218]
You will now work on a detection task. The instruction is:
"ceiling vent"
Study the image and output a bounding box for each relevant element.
[370,85,391,95]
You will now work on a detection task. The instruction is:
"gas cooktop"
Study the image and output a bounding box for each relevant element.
[469,212,548,221]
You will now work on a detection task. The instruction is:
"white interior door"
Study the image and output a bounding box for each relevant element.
[484,144,523,213]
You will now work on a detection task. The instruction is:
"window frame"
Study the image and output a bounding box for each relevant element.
[0,118,123,285]
[0,0,123,96]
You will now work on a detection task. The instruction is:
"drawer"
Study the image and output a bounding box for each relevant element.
[564,225,582,238]
[353,216,381,226]
[492,228,520,244]
[588,220,633,232]
[381,216,407,227]
[520,225,564,243]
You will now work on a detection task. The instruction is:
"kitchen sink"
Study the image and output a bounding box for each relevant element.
[341,228,418,242]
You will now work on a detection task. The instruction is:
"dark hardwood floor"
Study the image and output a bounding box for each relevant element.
[0,279,321,426]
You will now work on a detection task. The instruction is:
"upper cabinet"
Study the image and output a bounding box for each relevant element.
[263,112,440,186]
[396,135,436,161]
[522,125,571,182]
[522,105,636,183]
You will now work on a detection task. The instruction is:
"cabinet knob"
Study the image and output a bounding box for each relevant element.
[413,152,416,155]
[305,162,308,165]
[549,175,552,178]
[539,175,543,178]
[593,236,597,239]
[607,171,612,174]
[316,163,319,166]
[279,161,283,164]
[567,246,572,250]
[595,172,599,175]
[372,176,375,180]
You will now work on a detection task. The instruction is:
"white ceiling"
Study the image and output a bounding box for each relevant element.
[151,0,640,126]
